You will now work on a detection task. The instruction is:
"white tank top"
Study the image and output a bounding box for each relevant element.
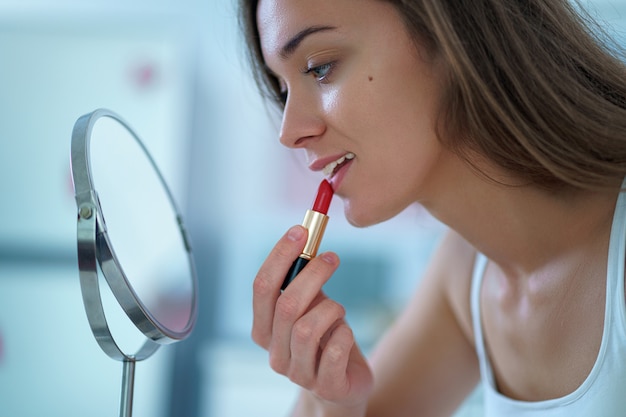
[470,190,626,416]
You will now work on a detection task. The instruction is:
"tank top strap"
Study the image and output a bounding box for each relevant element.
[470,252,491,384]
[606,182,626,337]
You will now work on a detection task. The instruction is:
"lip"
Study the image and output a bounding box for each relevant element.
[328,158,353,190]
[308,152,352,172]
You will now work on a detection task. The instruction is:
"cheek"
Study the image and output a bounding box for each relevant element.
[321,88,340,114]
[321,77,380,136]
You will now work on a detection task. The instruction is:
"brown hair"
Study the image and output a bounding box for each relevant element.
[239,0,626,191]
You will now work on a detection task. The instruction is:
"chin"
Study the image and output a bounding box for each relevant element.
[343,201,398,228]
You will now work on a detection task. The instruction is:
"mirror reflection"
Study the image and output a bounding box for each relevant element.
[89,115,194,335]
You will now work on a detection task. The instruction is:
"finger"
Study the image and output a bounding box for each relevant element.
[269,252,340,373]
[252,225,307,348]
[315,323,355,400]
[286,298,346,387]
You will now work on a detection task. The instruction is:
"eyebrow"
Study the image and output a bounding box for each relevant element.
[279,25,337,59]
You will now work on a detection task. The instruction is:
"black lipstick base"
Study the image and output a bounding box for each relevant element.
[281,256,310,290]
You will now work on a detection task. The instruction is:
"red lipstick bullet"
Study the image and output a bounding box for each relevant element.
[282,179,334,290]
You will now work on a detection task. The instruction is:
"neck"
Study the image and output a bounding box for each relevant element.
[419,153,618,277]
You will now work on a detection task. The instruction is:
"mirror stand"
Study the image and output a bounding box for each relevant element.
[120,357,136,417]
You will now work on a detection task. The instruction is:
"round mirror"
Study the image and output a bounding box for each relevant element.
[70,108,198,359]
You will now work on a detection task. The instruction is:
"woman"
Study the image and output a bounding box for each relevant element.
[239,0,626,415]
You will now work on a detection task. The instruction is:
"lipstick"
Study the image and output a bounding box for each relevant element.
[281,179,334,290]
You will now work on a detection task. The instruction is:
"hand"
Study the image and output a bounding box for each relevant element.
[252,225,374,412]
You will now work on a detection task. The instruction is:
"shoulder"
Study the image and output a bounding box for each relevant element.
[427,229,478,346]
[366,228,481,415]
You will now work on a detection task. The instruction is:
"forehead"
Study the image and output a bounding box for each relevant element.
[256,0,360,58]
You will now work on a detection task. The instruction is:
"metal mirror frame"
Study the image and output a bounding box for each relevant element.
[71,108,199,417]
[70,108,198,360]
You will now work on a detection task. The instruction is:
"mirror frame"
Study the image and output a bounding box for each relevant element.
[71,108,198,360]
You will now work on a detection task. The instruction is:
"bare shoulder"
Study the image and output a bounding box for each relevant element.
[428,229,478,346]
[366,229,480,417]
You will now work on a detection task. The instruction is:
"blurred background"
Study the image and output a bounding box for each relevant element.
[0,0,624,416]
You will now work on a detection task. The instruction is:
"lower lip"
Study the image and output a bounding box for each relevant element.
[329,159,353,191]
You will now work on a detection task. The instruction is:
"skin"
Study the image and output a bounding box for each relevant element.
[257,0,449,227]
[252,0,621,415]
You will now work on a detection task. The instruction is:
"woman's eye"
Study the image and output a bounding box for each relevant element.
[304,62,334,82]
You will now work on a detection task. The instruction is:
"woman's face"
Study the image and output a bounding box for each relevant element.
[257,0,450,227]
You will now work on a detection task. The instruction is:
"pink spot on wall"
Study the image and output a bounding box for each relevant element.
[128,60,160,91]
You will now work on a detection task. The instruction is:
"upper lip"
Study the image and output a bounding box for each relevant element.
[308,152,353,172]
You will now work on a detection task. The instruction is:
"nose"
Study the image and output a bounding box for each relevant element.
[279,91,326,148]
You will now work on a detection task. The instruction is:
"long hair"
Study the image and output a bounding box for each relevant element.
[239,0,626,191]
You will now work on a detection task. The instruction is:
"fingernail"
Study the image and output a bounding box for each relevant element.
[287,226,305,241]
[320,252,338,265]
